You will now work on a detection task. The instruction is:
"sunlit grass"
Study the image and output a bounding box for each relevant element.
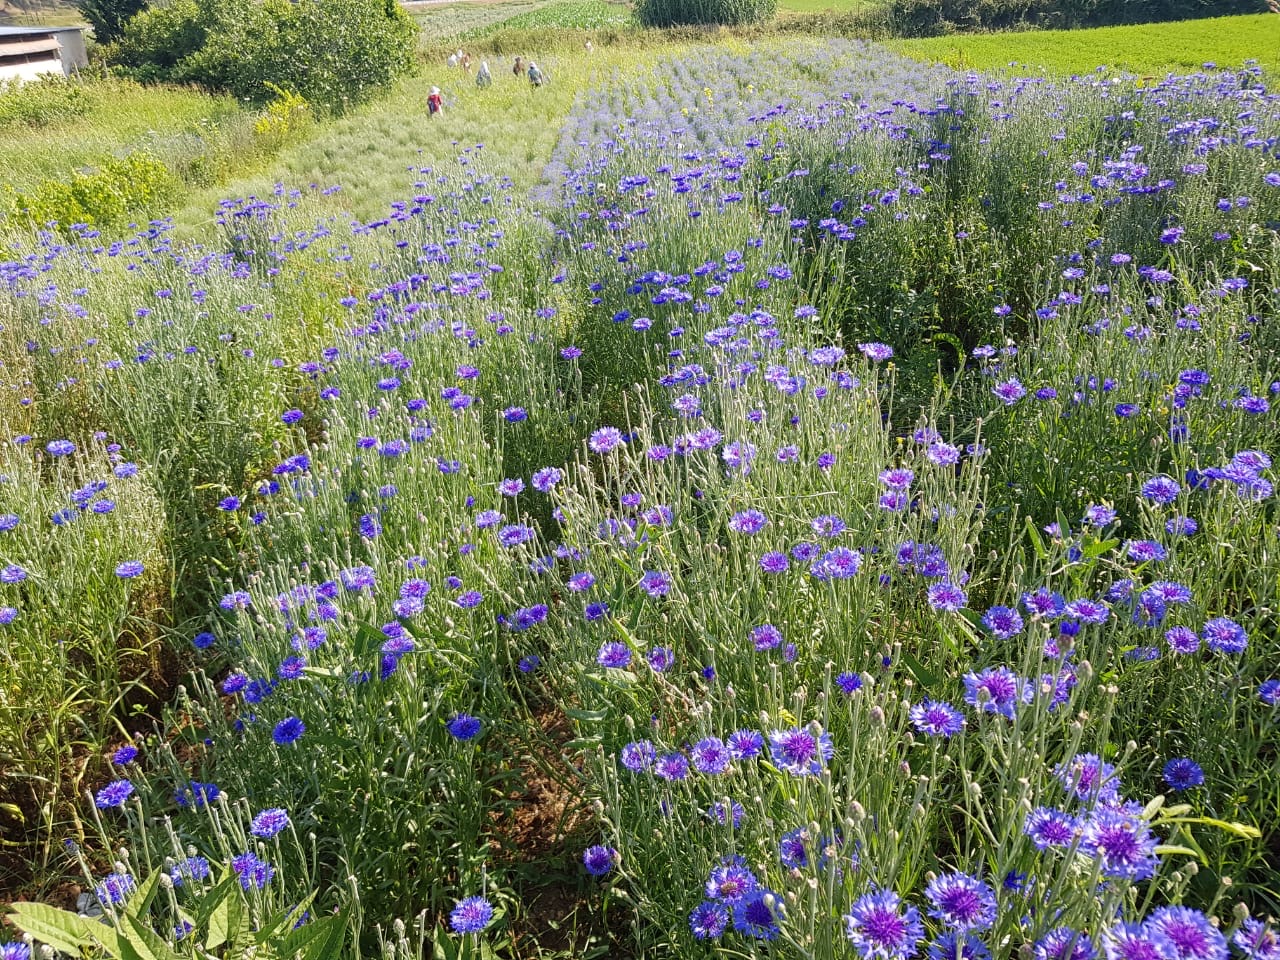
[888,13,1278,76]
[0,77,241,193]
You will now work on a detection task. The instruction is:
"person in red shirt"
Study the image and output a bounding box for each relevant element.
[427,87,443,118]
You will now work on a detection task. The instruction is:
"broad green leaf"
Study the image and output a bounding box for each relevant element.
[299,915,347,960]
[120,913,181,960]
[207,878,244,951]
[7,901,96,955]
[125,868,163,921]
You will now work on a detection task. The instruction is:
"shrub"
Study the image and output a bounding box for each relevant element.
[113,0,417,112]
[0,76,93,128]
[635,0,777,27]
[0,152,178,232]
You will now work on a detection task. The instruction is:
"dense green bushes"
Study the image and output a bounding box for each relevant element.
[635,0,777,27]
[111,0,416,112]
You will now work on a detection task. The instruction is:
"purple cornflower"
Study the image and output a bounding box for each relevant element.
[690,737,731,775]
[760,551,790,573]
[588,427,624,453]
[981,606,1023,639]
[706,855,758,902]
[928,582,968,612]
[909,700,966,737]
[1054,752,1119,803]
[582,845,617,877]
[1081,804,1160,880]
[963,666,1028,719]
[929,933,992,960]
[992,379,1027,405]
[638,570,673,598]
[1024,806,1079,850]
[751,624,783,651]
[859,342,894,362]
[619,740,655,772]
[654,753,690,781]
[597,642,632,669]
[729,509,769,534]
[845,888,924,960]
[1231,919,1280,960]
[111,744,138,765]
[1101,923,1178,960]
[231,852,275,890]
[767,726,833,777]
[647,647,674,672]
[1036,928,1095,960]
[250,808,290,838]
[779,827,810,869]
[1145,907,1227,960]
[727,729,764,759]
[924,872,996,932]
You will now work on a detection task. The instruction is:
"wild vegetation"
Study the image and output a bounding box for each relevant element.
[1,5,1278,960]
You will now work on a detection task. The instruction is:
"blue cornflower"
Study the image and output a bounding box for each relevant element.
[1024,807,1079,849]
[582,845,617,877]
[1162,758,1204,791]
[95,779,134,808]
[272,717,305,746]
[733,888,783,940]
[111,745,138,765]
[231,851,275,890]
[689,901,730,939]
[450,896,495,934]
[447,714,482,740]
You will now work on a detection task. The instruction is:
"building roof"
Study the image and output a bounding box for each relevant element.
[0,25,87,37]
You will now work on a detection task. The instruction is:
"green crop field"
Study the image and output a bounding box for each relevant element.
[3,8,1280,960]
[890,13,1279,75]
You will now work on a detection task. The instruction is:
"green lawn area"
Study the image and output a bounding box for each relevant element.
[888,13,1278,75]
[777,0,873,12]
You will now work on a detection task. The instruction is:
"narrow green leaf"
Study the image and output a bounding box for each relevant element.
[1154,844,1205,863]
[299,915,347,960]
[1024,515,1048,561]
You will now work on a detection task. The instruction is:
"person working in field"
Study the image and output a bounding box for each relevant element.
[427,86,444,118]
[513,55,525,77]
[528,61,544,88]
[476,61,492,88]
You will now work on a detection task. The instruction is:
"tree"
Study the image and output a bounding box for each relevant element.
[77,0,148,44]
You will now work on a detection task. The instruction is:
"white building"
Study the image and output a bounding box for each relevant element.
[0,25,88,83]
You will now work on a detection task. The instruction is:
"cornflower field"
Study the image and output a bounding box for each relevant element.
[2,27,1279,960]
